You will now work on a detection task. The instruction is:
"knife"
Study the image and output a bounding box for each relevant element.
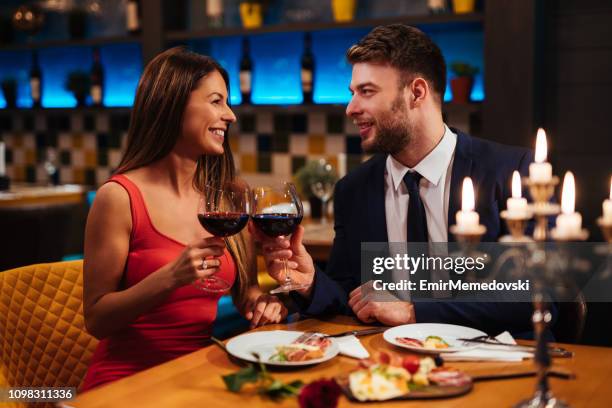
[324,327,387,338]
[457,338,573,358]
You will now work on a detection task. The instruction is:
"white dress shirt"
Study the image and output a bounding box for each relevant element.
[384,124,457,243]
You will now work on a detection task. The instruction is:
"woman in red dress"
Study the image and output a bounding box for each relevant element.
[80,47,287,391]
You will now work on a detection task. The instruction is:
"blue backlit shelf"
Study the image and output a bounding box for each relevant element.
[0,35,142,52]
[166,13,484,41]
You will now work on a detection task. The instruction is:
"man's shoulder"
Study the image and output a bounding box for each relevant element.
[454,129,534,171]
[337,154,386,190]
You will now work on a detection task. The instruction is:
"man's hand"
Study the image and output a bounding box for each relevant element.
[348,283,416,326]
[249,223,316,297]
[245,293,288,329]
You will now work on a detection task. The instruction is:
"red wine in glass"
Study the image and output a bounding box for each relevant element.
[252,182,308,294]
[251,213,303,237]
[198,212,249,237]
[195,183,250,292]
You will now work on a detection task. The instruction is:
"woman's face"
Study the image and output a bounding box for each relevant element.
[180,70,236,157]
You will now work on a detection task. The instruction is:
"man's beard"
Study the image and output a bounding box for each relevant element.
[364,95,412,154]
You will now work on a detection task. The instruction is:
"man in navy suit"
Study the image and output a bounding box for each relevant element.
[253,24,536,335]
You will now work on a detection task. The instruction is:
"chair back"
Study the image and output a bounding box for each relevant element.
[0,261,98,407]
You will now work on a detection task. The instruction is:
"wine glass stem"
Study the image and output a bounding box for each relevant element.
[283,258,291,286]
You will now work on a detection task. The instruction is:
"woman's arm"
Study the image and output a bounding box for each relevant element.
[83,182,224,339]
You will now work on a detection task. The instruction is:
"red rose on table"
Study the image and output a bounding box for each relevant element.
[298,379,342,408]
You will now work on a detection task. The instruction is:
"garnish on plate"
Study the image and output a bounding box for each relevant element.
[222,361,303,400]
[270,332,332,362]
[396,335,450,349]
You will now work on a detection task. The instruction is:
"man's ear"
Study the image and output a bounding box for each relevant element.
[409,78,429,106]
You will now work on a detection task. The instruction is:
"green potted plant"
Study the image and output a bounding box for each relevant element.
[65,71,90,107]
[1,78,17,108]
[449,62,479,104]
[294,159,338,220]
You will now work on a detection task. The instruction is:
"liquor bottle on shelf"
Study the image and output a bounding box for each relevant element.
[239,37,252,104]
[126,0,140,35]
[30,50,42,108]
[206,0,224,28]
[90,47,104,107]
[428,0,448,14]
[301,32,315,104]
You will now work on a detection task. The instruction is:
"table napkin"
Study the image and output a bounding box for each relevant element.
[443,331,533,362]
[334,335,370,359]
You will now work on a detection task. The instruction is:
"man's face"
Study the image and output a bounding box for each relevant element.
[346,62,413,154]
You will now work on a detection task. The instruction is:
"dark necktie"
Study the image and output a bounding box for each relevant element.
[403,171,428,242]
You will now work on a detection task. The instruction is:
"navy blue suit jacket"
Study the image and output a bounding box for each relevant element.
[293,130,542,336]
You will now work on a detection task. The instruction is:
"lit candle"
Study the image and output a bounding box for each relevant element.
[456,177,480,230]
[529,128,553,183]
[556,171,582,236]
[603,176,612,223]
[0,142,5,176]
[506,170,529,217]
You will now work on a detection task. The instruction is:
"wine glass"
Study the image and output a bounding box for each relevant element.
[252,182,307,294]
[310,160,336,224]
[195,182,251,292]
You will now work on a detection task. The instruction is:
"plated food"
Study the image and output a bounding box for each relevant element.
[384,323,486,354]
[270,333,332,362]
[337,351,472,402]
[397,335,450,350]
[225,330,339,366]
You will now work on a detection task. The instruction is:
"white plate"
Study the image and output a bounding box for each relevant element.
[383,323,487,354]
[225,330,340,366]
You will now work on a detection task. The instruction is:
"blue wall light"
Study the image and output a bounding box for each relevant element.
[0,51,31,108]
[39,46,92,107]
[312,28,369,104]
[100,43,142,107]
[192,37,242,105]
[424,26,484,102]
[250,32,303,105]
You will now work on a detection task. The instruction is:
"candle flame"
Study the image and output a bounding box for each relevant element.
[535,128,547,163]
[511,171,522,199]
[561,171,575,214]
[462,177,475,212]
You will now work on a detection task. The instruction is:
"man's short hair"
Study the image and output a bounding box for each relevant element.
[346,24,447,105]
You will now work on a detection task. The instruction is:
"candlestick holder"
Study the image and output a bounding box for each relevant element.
[525,177,560,241]
[449,224,487,273]
[597,217,612,242]
[550,227,589,242]
[449,224,486,243]
[596,218,612,278]
[500,210,534,243]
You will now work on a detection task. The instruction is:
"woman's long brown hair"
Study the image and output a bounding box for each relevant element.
[115,47,254,308]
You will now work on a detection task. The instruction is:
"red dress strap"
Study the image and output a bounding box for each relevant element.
[105,174,150,242]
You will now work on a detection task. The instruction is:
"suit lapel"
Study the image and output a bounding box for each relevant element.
[367,154,389,242]
[447,130,473,242]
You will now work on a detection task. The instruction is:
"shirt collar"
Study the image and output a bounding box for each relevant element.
[387,124,457,192]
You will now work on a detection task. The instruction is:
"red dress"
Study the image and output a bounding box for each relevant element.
[81,174,236,391]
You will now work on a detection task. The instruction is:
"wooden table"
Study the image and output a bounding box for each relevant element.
[71,316,612,407]
[0,183,87,208]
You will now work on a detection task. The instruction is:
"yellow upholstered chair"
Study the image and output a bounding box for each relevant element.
[0,261,98,408]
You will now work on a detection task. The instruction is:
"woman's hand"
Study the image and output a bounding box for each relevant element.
[164,236,226,289]
[248,223,316,297]
[245,293,288,328]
